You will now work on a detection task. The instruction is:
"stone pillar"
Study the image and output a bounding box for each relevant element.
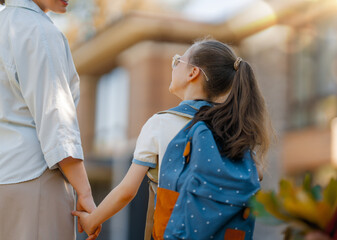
[77,75,100,157]
[117,41,188,140]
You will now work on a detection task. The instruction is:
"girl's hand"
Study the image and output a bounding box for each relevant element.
[72,210,100,240]
[76,193,101,234]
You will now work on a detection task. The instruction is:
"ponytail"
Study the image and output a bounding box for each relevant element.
[190,40,271,165]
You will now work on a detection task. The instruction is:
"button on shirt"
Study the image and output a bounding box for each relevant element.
[0,0,83,184]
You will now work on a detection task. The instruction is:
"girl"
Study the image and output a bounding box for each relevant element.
[0,0,99,239]
[73,39,270,239]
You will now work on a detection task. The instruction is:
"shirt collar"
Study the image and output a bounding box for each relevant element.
[6,0,53,23]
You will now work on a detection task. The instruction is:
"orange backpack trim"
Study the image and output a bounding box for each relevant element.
[183,140,191,164]
[224,229,246,240]
[152,187,180,240]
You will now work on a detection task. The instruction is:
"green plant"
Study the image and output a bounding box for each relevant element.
[251,175,337,239]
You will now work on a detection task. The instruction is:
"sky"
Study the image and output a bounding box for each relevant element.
[180,0,256,23]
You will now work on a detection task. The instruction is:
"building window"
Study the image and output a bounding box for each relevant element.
[94,67,129,155]
[288,19,337,130]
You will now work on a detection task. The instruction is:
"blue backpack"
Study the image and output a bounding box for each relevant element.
[152,101,260,240]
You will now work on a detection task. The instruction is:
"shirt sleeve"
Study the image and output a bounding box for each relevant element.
[132,115,160,168]
[9,16,83,169]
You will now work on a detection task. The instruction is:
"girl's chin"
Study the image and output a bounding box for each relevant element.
[168,84,174,93]
[169,87,178,96]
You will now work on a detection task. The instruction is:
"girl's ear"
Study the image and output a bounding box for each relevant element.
[187,67,201,83]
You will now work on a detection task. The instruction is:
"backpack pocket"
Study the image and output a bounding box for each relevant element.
[153,187,180,240]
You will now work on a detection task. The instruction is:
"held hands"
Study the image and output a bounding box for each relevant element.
[57,158,101,239]
[75,193,101,240]
[72,210,99,240]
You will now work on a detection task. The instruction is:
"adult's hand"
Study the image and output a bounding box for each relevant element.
[77,193,102,239]
[58,157,101,238]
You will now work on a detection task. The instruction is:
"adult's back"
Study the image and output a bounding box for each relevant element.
[0,1,81,183]
[0,1,99,239]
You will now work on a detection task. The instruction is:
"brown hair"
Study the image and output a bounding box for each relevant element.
[189,39,271,166]
[0,0,4,5]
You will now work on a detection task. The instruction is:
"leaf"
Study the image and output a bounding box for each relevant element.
[323,178,337,208]
[250,196,284,225]
[255,191,291,222]
[279,179,296,199]
[253,177,337,234]
[302,174,322,201]
[278,180,323,227]
[303,173,312,194]
[282,189,332,229]
[282,192,320,227]
[310,185,322,201]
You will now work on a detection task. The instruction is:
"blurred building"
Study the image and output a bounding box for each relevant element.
[66,0,337,239]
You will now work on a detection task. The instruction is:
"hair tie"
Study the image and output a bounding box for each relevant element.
[234,57,242,71]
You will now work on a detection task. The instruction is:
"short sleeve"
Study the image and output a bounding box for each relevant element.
[132,115,161,168]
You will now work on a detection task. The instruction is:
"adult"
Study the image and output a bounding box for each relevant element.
[0,0,100,239]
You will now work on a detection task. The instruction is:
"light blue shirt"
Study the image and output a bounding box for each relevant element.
[0,0,84,184]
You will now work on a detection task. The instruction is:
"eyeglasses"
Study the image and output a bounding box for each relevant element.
[171,54,209,81]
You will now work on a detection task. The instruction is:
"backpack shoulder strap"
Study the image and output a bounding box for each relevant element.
[144,104,197,239]
[144,183,156,240]
[158,103,199,119]
[182,121,206,163]
[146,102,211,239]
